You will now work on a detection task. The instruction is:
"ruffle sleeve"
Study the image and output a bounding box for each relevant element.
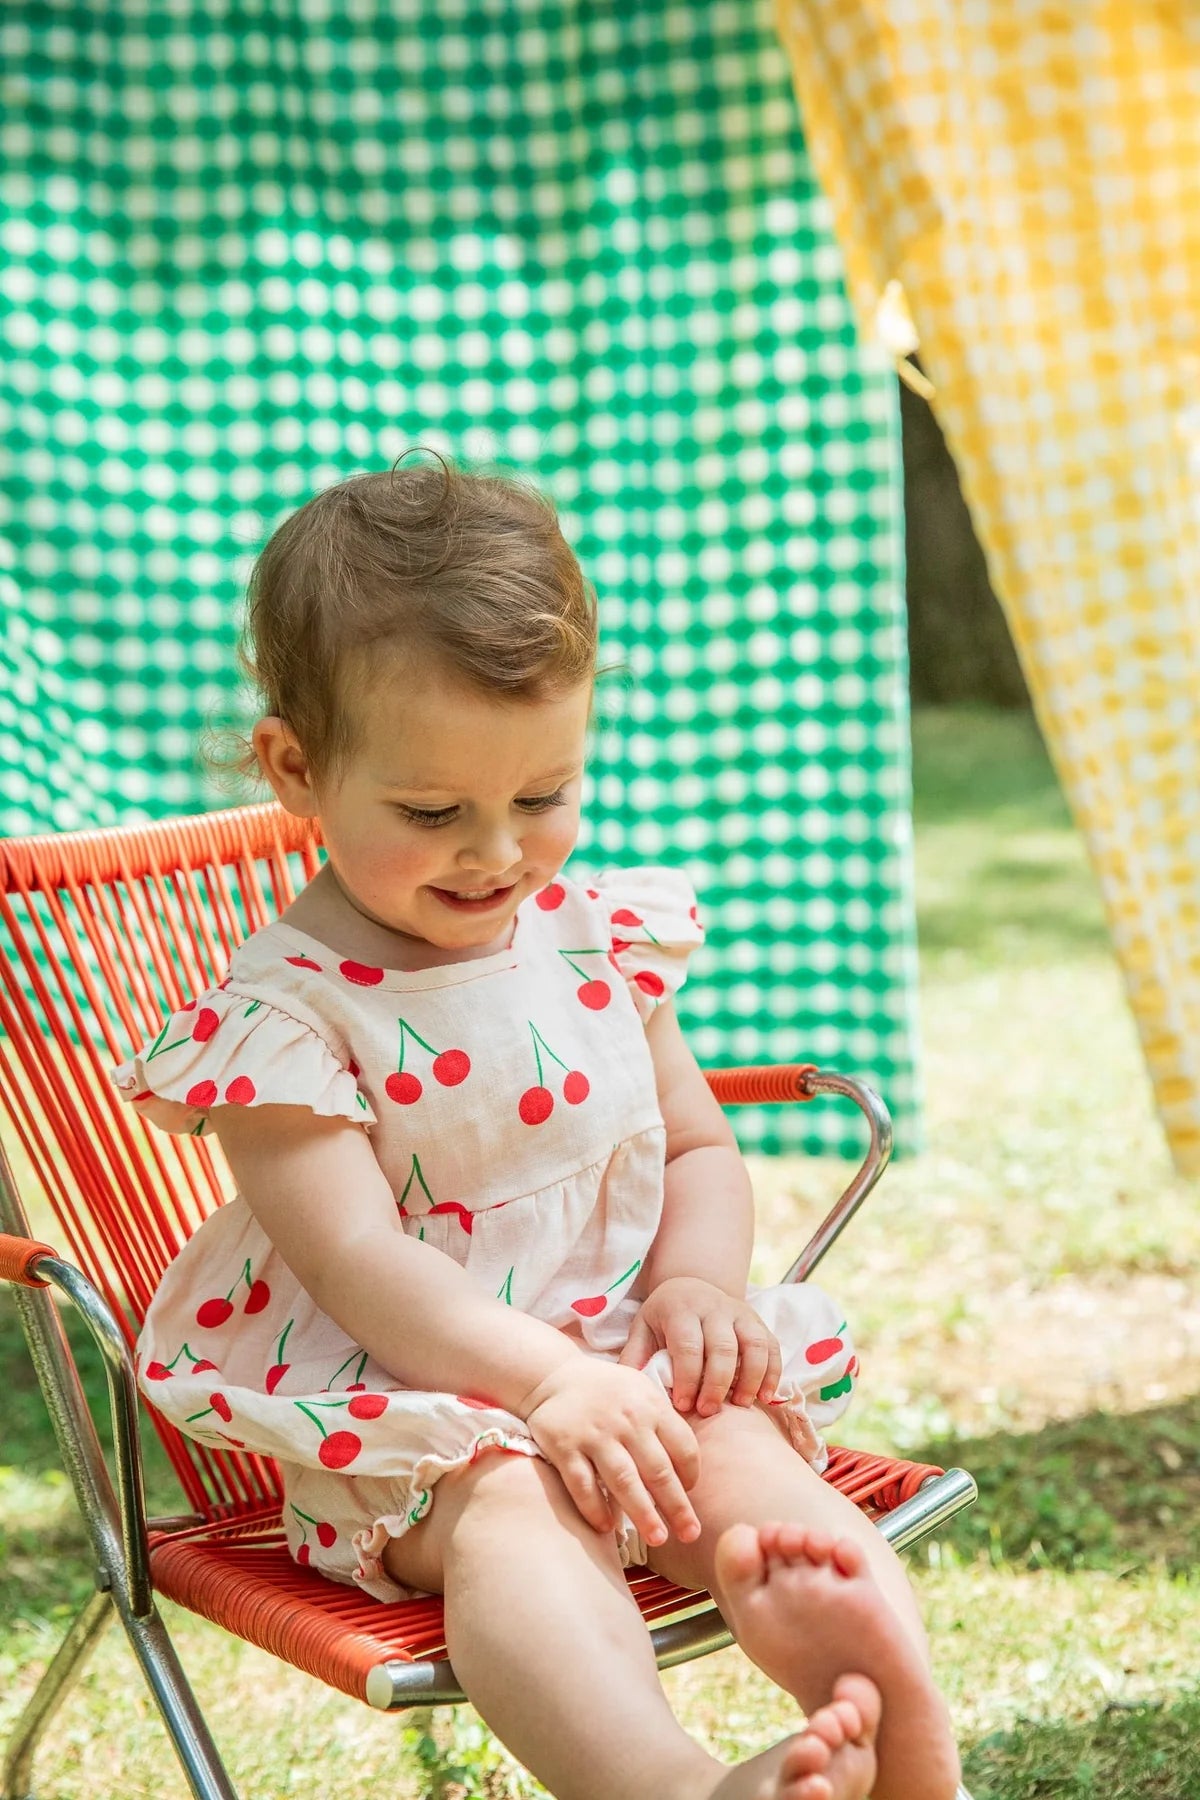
[111,986,377,1137]
[592,866,705,1023]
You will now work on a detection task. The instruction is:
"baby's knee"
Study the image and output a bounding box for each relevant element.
[445,1445,570,1533]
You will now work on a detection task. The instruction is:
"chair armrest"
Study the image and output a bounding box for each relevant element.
[0,1231,59,1284]
[781,1070,893,1283]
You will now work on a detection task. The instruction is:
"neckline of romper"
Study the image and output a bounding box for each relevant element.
[256,916,525,992]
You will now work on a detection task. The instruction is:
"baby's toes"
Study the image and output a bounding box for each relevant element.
[780,1729,832,1781]
[830,1673,881,1744]
[713,1522,769,1595]
[803,1698,850,1756]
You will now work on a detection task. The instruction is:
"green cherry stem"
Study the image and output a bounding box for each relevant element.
[397,1015,437,1056]
[323,1348,368,1391]
[529,1022,570,1075]
[399,1153,435,1208]
[605,1259,641,1294]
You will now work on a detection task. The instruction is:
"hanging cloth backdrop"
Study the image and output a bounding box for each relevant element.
[0,0,919,1157]
[775,0,1200,1171]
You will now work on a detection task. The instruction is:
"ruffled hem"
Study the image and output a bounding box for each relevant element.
[112,985,375,1136]
[591,866,705,1021]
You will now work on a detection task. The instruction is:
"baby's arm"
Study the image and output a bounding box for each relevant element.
[211,1104,700,1546]
[618,1003,782,1415]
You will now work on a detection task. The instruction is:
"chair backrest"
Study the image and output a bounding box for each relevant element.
[0,803,322,1518]
[0,802,789,1524]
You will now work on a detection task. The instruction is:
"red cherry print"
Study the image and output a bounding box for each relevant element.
[572,1295,606,1317]
[316,1522,337,1548]
[196,1296,234,1329]
[243,1278,270,1314]
[191,1359,219,1374]
[611,937,632,955]
[192,1007,220,1042]
[689,905,699,922]
[456,1394,492,1410]
[432,1048,470,1086]
[209,1392,232,1422]
[535,882,566,910]
[284,955,322,970]
[805,1336,845,1365]
[180,999,197,1012]
[563,1071,589,1105]
[571,1259,642,1318]
[847,1355,860,1377]
[610,907,643,928]
[186,1079,218,1108]
[385,1071,423,1104]
[297,1543,311,1565]
[347,1392,388,1420]
[339,960,385,986]
[347,1382,366,1392]
[265,1364,289,1394]
[634,970,665,997]
[318,1430,362,1470]
[347,1059,360,1077]
[577,979,611,1010]
[519,1085,554,1125]
[145,1361,172,1381]
[586,887,600,899]
[224,1074,256,1105]
[429,1201,475,1234]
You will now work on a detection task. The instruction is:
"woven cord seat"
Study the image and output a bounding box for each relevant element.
[0,802,977,1795]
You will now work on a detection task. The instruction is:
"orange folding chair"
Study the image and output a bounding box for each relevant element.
[0,803,977,1799]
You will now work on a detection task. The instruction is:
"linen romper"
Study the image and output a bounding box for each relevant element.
[113,868,857,1601]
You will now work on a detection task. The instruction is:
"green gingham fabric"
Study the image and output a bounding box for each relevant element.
[0,0,919,1156]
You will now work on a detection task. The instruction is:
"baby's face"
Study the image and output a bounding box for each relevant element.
[313,669,592,956]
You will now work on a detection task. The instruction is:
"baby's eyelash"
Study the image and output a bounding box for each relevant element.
[517,788,568,812]
[394,789,567,828]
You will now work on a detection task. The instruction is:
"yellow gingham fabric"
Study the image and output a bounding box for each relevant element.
[776,2,1200,1172]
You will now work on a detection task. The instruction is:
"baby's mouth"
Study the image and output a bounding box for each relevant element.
[428,884,516,912]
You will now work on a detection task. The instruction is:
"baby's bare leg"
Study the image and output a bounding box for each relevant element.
[644,1406,961,1800]
[382,1449,853,1800]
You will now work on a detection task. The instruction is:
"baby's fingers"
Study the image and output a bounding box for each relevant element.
[695,1320,739,1417]
[594,1445,676,1549]
[731,1321,780,1407]
[555,1452,616,1536]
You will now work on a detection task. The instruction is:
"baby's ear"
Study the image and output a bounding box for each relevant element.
[252,716,320,817]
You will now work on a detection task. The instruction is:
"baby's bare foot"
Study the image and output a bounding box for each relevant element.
[714,1521,961,1800]
[775,1674,880,1800]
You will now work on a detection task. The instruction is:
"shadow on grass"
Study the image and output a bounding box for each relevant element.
[963,1687,1200,1799]
[915,1399,1200,1575]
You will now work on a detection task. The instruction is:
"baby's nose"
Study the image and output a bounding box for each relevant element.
[457,822,520,876]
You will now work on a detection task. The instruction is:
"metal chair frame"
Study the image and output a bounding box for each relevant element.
[0,803,978,1800]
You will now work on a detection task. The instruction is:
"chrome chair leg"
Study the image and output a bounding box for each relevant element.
[2,1589,114,1800]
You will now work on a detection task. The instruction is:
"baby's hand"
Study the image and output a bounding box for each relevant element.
[618,1277,782,1418]
[519,1358,701,1548]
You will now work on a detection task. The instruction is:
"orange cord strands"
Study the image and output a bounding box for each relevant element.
[704,1064,819,1106]
[0,1232,57,1285]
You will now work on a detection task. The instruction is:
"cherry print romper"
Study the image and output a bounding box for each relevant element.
[113,869,857,1601]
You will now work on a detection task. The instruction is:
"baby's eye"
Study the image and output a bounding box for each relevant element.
[516,788,567,812]
[395,804,458,827]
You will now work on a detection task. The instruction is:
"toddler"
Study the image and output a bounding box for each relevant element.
[114,457,961,1800]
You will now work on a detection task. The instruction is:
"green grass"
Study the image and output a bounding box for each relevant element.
[3,704,1199,1797]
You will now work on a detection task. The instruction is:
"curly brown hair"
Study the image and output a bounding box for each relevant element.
[225,453,599,787]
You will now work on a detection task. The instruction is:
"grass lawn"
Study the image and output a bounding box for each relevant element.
[2,704,1198,1797]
